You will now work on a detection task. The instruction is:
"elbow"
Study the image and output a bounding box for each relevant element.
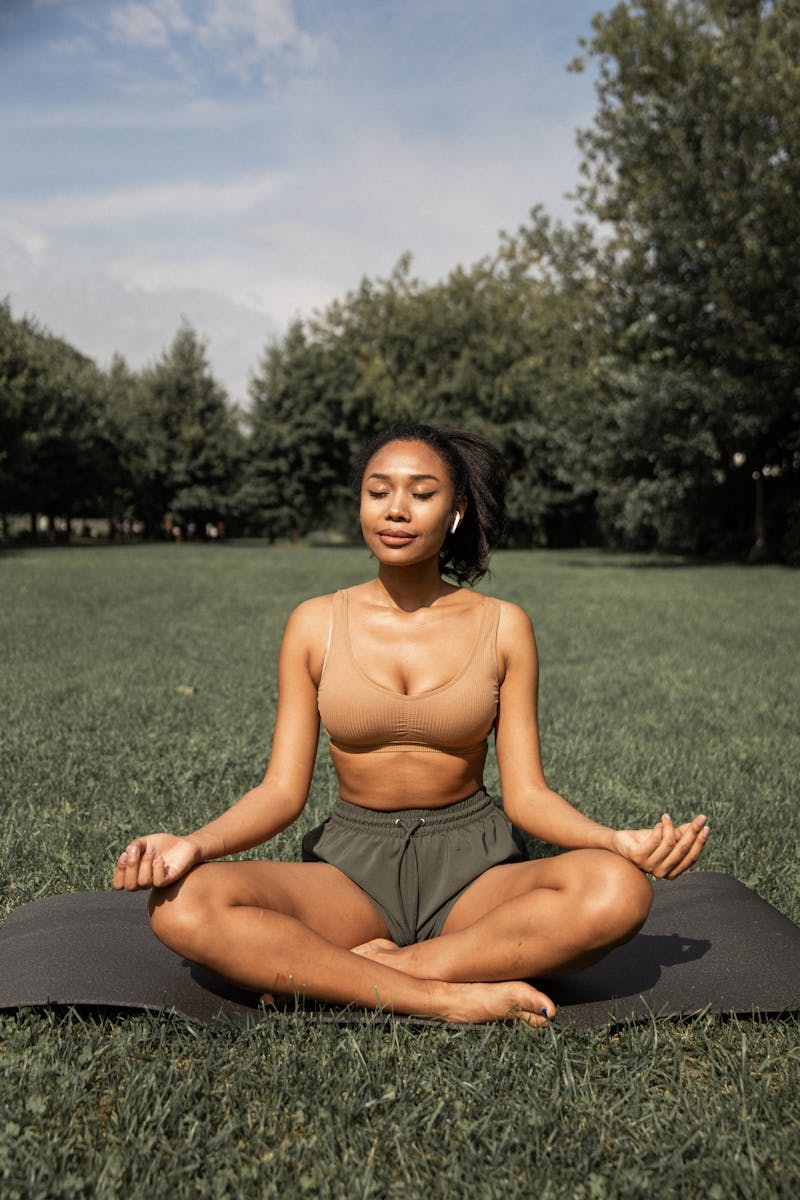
[249,777,308,829]
[501,796,534,835]
[500,785,548,829]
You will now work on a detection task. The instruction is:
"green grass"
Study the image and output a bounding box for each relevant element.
[1,544,798,1198]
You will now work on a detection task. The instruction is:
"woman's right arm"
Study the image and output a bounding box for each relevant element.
[112,596,330,891]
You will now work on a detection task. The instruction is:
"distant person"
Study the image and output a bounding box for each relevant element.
[115,424,708,1024]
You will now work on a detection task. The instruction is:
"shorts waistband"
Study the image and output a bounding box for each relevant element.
[329,789,494,836]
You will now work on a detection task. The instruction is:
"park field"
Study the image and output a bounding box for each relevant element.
[0,544,798,1198]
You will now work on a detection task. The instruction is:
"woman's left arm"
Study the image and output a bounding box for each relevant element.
[494,603,709,880]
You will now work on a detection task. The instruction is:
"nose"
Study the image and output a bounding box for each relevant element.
[386,492,410,521]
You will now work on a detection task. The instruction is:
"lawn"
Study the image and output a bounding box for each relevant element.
[0,543,798,1198]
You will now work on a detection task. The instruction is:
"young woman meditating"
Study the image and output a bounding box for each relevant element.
[113,423,709,1025]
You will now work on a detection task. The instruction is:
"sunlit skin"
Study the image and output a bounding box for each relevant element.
[113,439,709,1026]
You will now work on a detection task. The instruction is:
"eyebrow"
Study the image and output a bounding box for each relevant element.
[367,472,440,483]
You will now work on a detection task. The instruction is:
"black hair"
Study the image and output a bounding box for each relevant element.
[352,422,506,585]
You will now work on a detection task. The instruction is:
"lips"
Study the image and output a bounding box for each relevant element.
[377,529,417,546]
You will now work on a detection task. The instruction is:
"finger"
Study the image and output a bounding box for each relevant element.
[626,823,664,874]
[654,823,709,878]
[635,825,668,874]
[651,831,697,877]
[112,851,129,890]
[675,814,708,839]
[647,814,679,868]
[124,843,143,891]
[664,813,707,853]
[136,842,156,889]
[152,855,173,889]
[659,813,678,848]
[665,826,710,879]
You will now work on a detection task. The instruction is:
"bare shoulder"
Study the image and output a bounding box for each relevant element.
[277,594,336,688]
[288,592,335,626]
[494,599,537,676]
[282,593,335,653]
[495,599,535,640]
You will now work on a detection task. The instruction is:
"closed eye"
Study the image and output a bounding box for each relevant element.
[366,489,435,501]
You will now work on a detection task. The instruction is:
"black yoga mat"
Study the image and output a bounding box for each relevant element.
[0,872,797,1029]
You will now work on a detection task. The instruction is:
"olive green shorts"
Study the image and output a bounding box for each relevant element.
[301,789,527,947]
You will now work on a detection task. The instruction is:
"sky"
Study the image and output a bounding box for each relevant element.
[1,0,603,407]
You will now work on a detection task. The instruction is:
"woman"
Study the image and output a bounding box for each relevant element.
[114,423,709,1025]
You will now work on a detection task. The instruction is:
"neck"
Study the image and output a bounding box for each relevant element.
[374,562,456,612]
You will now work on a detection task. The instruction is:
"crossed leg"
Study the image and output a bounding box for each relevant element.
[352,849,654,984]
[147,860,557,1026]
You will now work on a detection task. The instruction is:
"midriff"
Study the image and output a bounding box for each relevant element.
[330,741,488,810]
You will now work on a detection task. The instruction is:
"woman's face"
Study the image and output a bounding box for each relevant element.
[360,439,460,569]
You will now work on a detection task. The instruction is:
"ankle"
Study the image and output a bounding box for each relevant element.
[430,979,460,1019]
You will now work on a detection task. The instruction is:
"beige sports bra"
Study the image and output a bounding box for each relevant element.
[317,589,500,755]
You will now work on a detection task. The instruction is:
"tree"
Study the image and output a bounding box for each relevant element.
[129,322,242,533]
[243,320,364,539]
[0,299,35,533]
[0,299,111,536]
[241,233,608,548]
[572,0,800,557]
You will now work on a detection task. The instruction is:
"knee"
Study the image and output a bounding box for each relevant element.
[582,852,653,949]
[148,869,211,958]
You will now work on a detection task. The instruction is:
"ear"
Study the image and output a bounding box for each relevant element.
[450,503,466,534]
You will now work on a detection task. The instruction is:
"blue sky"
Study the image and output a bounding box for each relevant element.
[1,0,602,405]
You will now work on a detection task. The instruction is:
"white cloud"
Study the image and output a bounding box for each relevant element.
[4,0,600,406]
[4,175,287,231]
[49,33,96,56]
[0,106,588,398]
[105,0,195,47]
[200,0,300,52]
[108,3,171,48]
[2,249,276,404]
[3,95,265,131]
[106,248,336,324]
[103,0,320,68]
[0,216,49,263]
[152,0,192,35]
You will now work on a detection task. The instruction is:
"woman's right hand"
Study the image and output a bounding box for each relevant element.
[112,834,201,891]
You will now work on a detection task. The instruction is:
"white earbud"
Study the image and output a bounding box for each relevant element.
[450,512,461,534]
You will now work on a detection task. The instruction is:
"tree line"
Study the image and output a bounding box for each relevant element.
[2,0,798,561]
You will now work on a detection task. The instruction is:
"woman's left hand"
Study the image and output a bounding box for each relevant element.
[610,813,710,879]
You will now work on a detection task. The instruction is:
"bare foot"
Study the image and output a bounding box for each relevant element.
[351,940,556,1023]
[351,937,401,960]
[261,952,555,1026]
[437,979,556,1026]
[352,937,443,978]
